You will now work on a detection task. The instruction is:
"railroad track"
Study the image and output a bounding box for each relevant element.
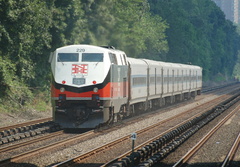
[0,130,95,166]
[0,117,61,145]
[1,83,240,167]
[50,88,240,167]
[0,130,64,153]
[0,117,52,132]
[52,114,203,167]
[0,82,220,147]
[221,132,240,167]
[173,103,240,167]
[100,89,240,167]
[100,111,216,167]
[102,92,240,167]
[201,82,239,93]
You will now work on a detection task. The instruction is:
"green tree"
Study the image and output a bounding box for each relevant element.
[113,0,168,59]
[0,0,54,109]
[81,0,168,58]
[233,51,240,80]
[50,0,87,49]
[148,0,240,80]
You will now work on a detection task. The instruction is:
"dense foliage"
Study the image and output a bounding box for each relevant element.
[0,0,240,112]
[148,0,240,80]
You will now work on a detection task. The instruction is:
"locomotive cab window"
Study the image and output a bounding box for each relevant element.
[57,53,79,62]
[82,53,103,62]
[109,53,118,64]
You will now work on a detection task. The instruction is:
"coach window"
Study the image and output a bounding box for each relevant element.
[164,76,167,84]
[109,53,118,64]
[177,71,179,83]
[150,77,155,85]
[133,77,146,86]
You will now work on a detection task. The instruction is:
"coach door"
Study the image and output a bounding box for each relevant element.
[123,78,127,97]
[109,53,117,98]
[121,54,128,98]
[155,68,157,94]
[167,69,169,93]
[177,70,179,92]
[189,70,192,90]
[195,71,198,88]
[172,69,174,93]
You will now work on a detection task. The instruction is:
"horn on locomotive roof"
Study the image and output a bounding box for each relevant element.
[100,46,115,49]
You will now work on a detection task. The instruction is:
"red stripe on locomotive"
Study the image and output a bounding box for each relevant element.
[51,81,128,99]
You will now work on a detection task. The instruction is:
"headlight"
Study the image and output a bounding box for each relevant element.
[60,87,65,92]
[93,87,98,93]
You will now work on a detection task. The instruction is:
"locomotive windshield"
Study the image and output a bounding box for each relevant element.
[82,53,103,62]
[57,53,79,62]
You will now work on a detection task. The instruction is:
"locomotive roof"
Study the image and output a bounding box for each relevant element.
[128,57,202,70]
[56,44,124,53]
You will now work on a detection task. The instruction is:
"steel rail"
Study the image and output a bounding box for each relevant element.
[0,130,94,166]
[101,90,240,166]
[173,104,240,167]
[221,131,240,167]
[53,92,232,167]
[0,130,64,153]
[100,110,211,167]
[0,117,52,132]
[1,84,239,167]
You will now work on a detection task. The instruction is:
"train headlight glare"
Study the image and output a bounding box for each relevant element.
[60,87,65,92]
[93,87,98,93]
